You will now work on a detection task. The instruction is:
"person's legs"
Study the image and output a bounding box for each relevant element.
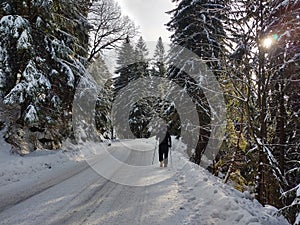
[162,145,169,167]
[158,145,164,167]
[164,158,168,167]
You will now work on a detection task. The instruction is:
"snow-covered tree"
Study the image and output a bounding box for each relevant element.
[114,37,136,93]
[88,56,113,139]
[147,37,181,136]
[133,36,149,78]
[165,0,298,223]
[216,0,270,205]
[214,0,299,223]
[265,1,300,223]
[0,0,90,154]
[113,37,142,138]
[153,36,167,78]
[127,36,150,137]
[166,0,227,164]
[113,36,176,138]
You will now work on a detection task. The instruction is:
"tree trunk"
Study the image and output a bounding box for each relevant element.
[279,80,285,175]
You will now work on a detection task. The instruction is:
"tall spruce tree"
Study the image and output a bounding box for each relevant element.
[0,0,90,154]
[129,36,151,137]
[113,37,152,138]
[88,56,113,139]
[153,36,167,78]
[114,37,135,93]
[166,0,227,164]
[134,36,149,78]
[149,37,181,136]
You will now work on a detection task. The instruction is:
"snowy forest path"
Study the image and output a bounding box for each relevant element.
[0,141,186,225]
[0,139,289,225]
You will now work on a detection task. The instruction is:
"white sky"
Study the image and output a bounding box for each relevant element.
[115,0,175,43]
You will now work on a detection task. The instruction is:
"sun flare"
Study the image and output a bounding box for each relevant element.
[262,37,273,49]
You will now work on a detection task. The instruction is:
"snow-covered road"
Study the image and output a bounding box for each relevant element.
[0,140,186,225]
[0,138,289,225]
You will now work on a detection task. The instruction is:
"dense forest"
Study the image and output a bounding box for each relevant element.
[0,0,299,224]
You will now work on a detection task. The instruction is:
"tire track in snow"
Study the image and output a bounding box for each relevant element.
[0,161,90,213]
[49,180,119,225]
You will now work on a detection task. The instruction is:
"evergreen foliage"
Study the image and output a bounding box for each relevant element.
[114,37,136,93]
[0,0,298,223]
[0,0,90,154]
[113,36,180,139]
[167,0,299,223]
[152,36,167,77]
[114,36,151,138]
[166,0,227,164]
[88,56,113,139]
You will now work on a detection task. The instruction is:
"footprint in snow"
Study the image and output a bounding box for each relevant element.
[235,214,244,222]
[188,196,196,202]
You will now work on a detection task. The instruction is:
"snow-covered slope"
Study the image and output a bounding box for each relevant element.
[0,137,289,225]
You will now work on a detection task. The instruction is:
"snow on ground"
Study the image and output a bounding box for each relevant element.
[0,134,290,225]
[0,131,83,188]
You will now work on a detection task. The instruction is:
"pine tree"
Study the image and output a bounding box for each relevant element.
[153,36,167,78]
[166,0,227,164]
[152,36,168,109]
[88,56,113,139]
[109,36,151,139]
[167,0,226,71]
[134,36,149,77]
[0,0,90,154]
[129,36,150,137]
[114,37,136,93]
[113,36,174,138]
[148,37,180,136]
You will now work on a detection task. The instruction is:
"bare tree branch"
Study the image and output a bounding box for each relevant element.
[87,0,138,63]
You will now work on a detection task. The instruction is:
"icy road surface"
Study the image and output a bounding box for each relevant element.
[0,139,289,225]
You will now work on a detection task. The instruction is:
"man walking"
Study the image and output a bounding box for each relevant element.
[156,125,172,167]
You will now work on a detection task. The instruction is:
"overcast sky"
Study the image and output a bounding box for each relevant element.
[115,0,175,43]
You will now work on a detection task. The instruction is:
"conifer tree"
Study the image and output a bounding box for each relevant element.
[166,0,227,163]
[88,56,113,139]
[129,36,151,137]
[114,37,136,93]
[153,36,167,77]
[0,0,90,154]
[134,36,149,78]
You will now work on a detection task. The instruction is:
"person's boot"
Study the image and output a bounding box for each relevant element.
[164,158,168,167]
[160,161,163,167]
